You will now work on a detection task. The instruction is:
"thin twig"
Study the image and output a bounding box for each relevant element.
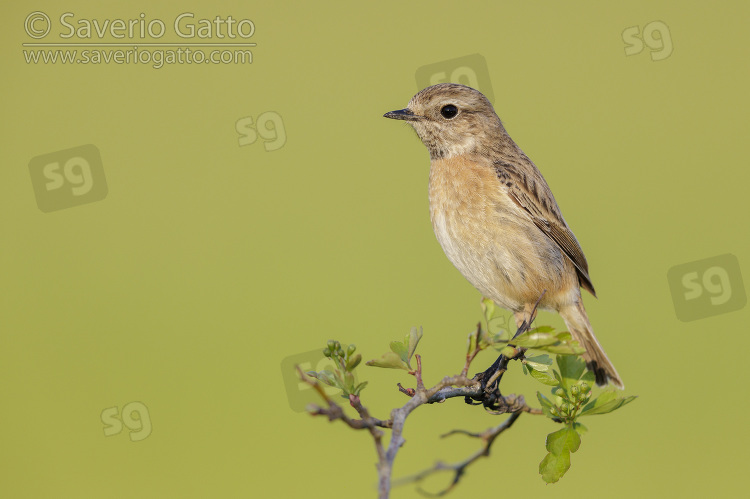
[461,323,484,377]
[299,292,550,497]
[296,367,392,430]
[397,383,416,397]
[393,409,526,496]
[414,354,425,391]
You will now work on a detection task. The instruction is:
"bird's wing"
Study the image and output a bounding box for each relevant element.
[493,160,596,297]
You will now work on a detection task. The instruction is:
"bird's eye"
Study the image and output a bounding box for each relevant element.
[440,104,458,119]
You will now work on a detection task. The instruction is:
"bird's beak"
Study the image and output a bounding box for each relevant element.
[383,108,420,121]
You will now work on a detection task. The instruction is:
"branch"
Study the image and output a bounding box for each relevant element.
[296,367,392,430]
[466,291,547,411]
[393,409,527,496]
[298,291,548,497]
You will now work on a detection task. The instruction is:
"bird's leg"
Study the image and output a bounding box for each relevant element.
[514,302,538,328]
[477,311,530,390]
[471,356,517,410]
[468,293,546,411]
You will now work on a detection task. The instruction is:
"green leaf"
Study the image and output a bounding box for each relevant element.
[346,353,362,371]
[353,381,368,396]
[557,355,586,392]
[500,346,517,358]
[580,394,637,416]
[542,342,586,355]
[530,326,555,333]
[480,297,497,323]
[537,392,556,419]
[528,366,560,386]
[539,427,581,483]
[524,360,550,372]
[343,371,356,393]
[371,328,423,371]
[406,327,423,361]
[525,354,553,367]
[546,427,581,455]
[467,326,479,354]
[365,352,409,370]
[540,450,570,484]
[580,390,616,415]
[512,331,559,348]
[390,341,408,362]
[307,369,336,387]
[512,328,587,355]
[573,422,588,434]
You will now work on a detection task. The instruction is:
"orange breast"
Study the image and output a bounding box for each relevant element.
[428,155,576,311]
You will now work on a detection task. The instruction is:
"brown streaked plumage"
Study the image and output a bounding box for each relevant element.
[384,83,623,388]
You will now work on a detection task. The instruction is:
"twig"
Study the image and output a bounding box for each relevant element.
[461,323,484,377]
[468,291,547,411]
[299,291,548,497]
[393,409,526,496]
[414,354,425,391]
[349,394,389,469]
[300,364,540,497]
[397,383,416,397]
[296,367,392,430]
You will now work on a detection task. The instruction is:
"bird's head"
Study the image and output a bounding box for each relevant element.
[384,83,505,160]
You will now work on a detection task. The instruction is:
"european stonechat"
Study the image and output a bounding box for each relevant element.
[385,83,623,388]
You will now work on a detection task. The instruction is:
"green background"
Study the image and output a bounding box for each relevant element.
[2,1,748,497]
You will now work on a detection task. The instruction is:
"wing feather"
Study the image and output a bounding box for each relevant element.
[494,160,596,296]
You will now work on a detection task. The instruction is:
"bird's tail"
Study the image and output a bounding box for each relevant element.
[559,300,624,389]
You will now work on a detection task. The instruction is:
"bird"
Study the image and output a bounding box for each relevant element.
[384,83,623,388]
